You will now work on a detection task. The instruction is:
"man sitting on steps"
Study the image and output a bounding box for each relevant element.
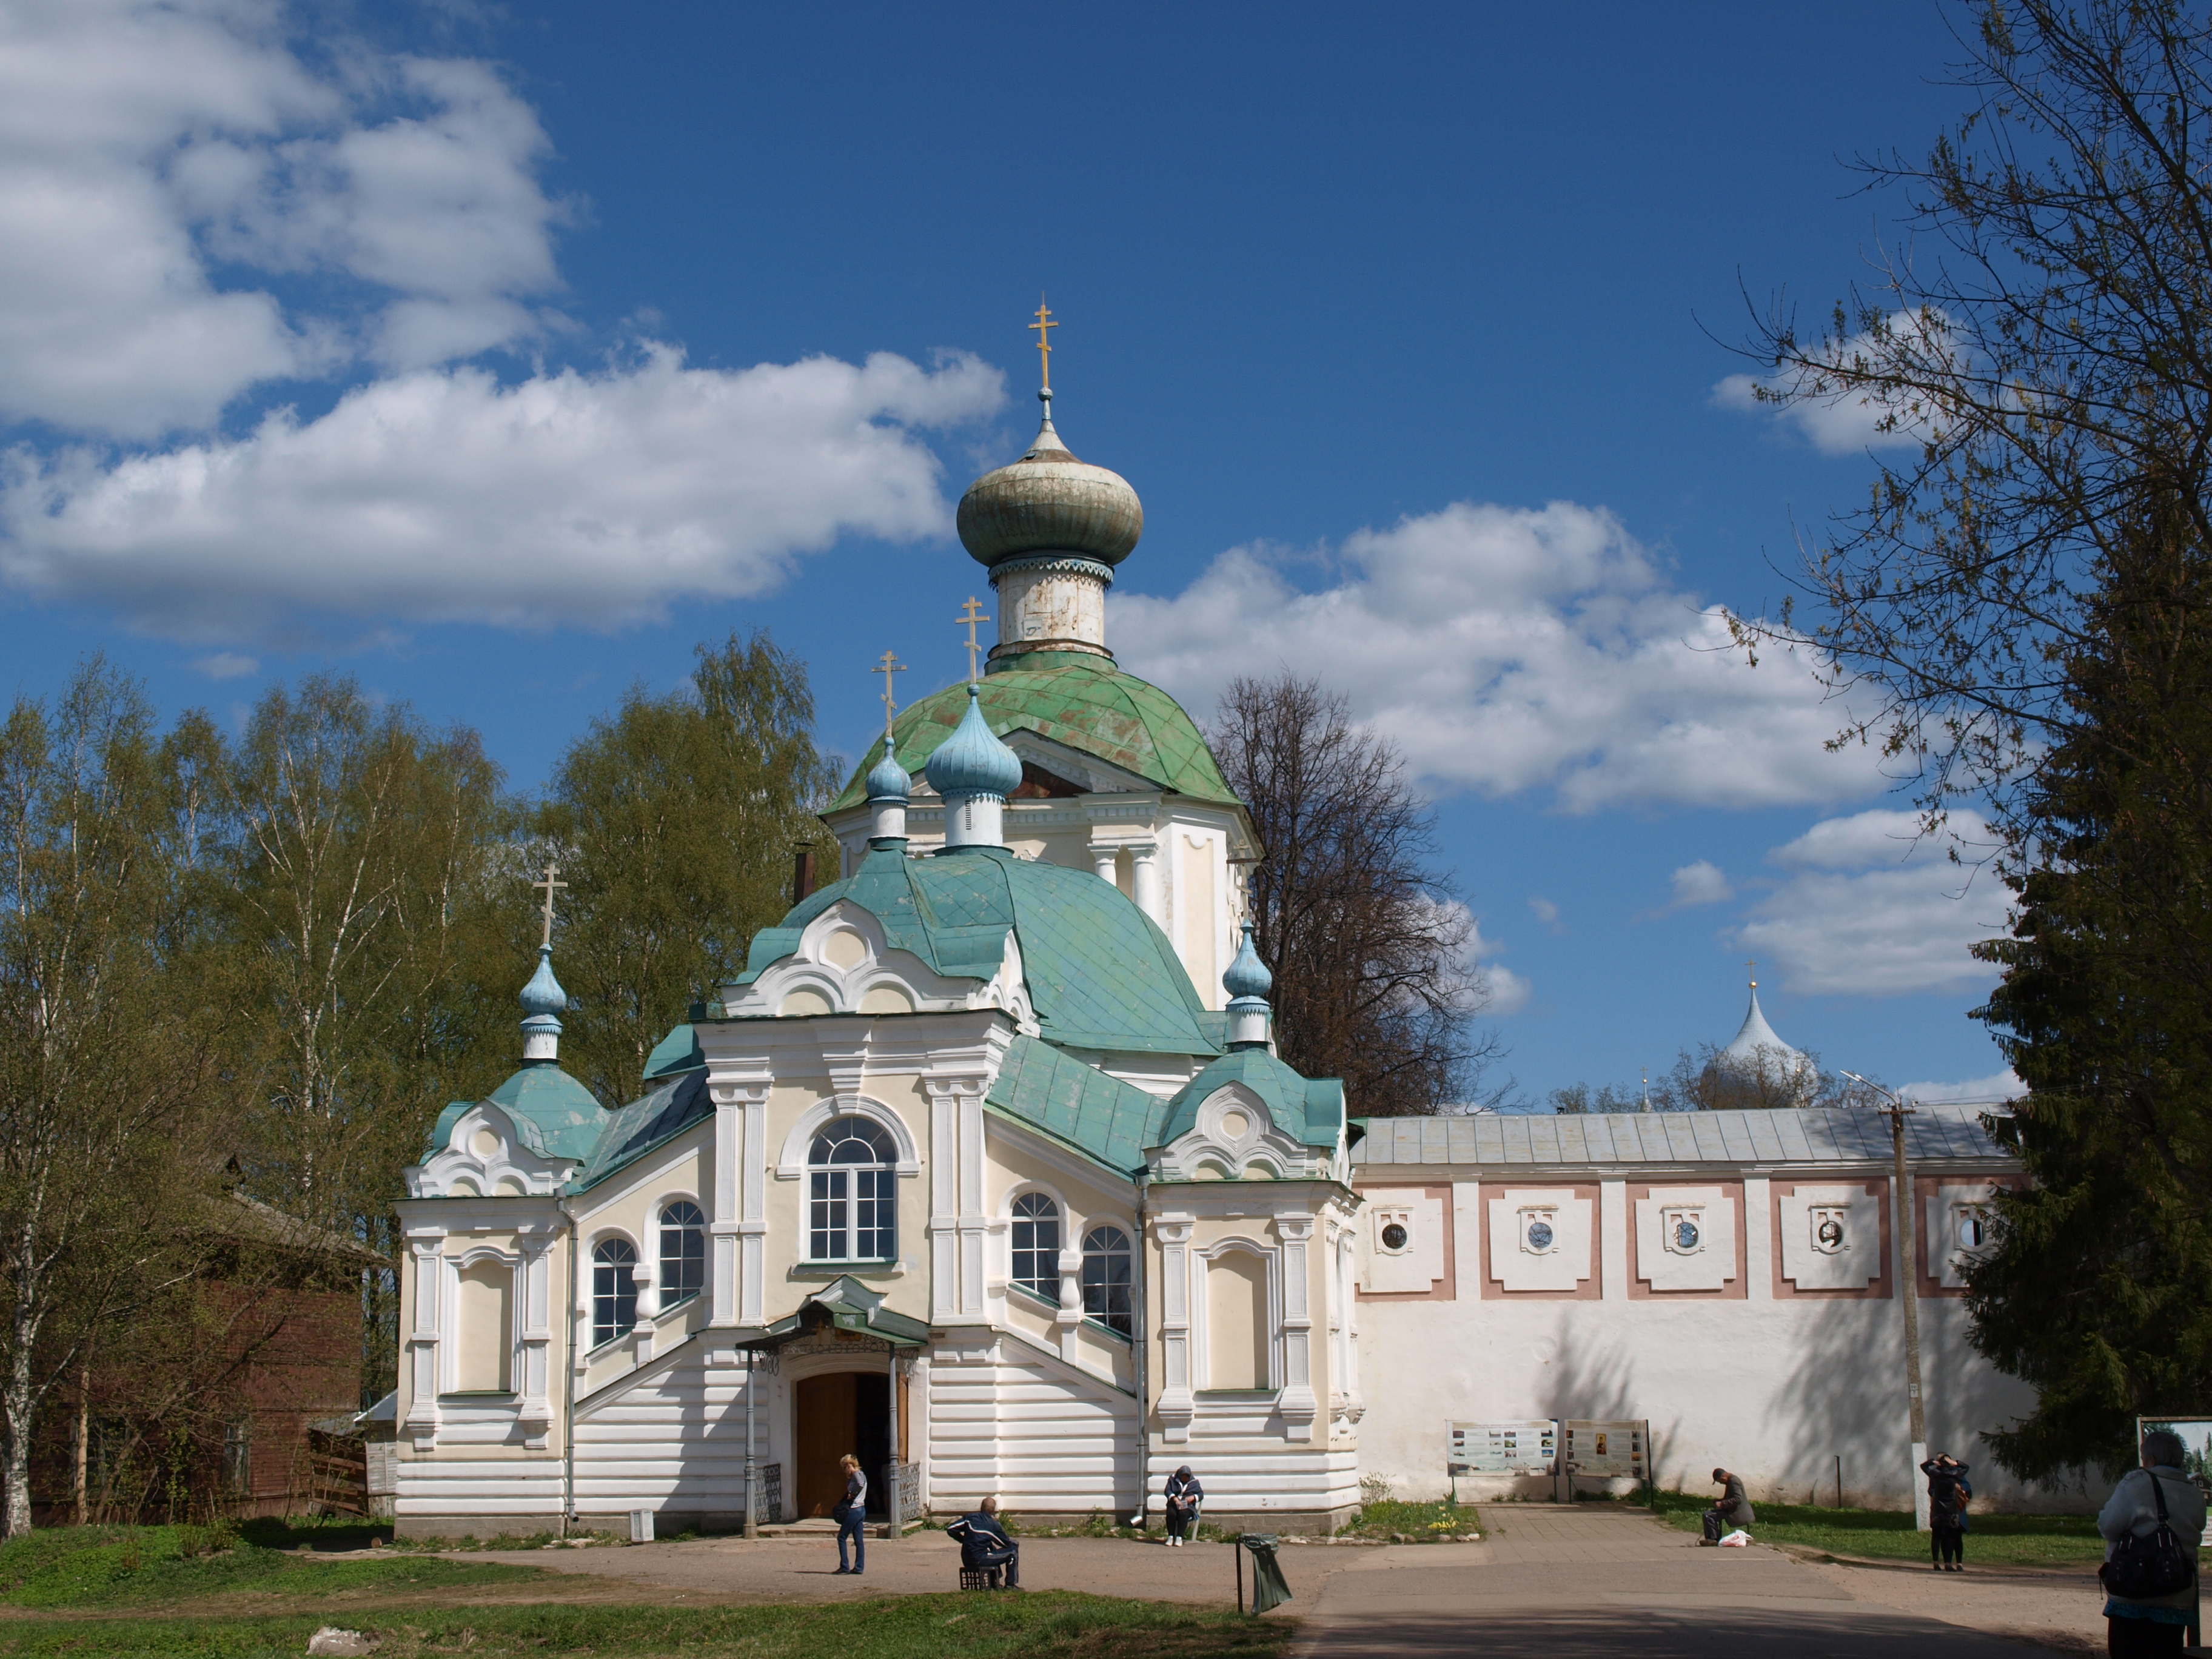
[1703,1467,1755,1544]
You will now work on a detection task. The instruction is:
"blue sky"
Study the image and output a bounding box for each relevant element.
[0,0,2019,1107]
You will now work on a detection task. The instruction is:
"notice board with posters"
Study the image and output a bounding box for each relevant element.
[1447,1419,1559,1476]
[1563,1419,1649,1482]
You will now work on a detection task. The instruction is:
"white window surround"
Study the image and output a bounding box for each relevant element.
[1193,1237,1282,1396]
[1155,1082,1313,1182]
[725,898,1036,1027]
[775,1095,921,1179]
[406,1102,577,1199]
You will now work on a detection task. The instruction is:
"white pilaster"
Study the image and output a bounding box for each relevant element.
[1155,1215,1194,1443]
[1744,1178,1772,1301]
[1276,1213,1317,1431]
[403,1232,445,1449]
[710,1093,740,1326]
[740,1087,767,1324]
[517,1232,555,1448]
[1601,1179,1629,1301]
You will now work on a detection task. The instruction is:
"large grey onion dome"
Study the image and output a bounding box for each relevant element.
[957,391,1144,569]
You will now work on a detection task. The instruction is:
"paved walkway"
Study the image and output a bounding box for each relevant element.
[1290,1507,2103,1657]
[453,1507,2111,1655]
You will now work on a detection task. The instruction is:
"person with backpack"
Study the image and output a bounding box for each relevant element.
[1921,1453,1972,1570]
[2098,1429,2207,1655]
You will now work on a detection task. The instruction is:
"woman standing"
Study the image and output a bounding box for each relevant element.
[1920,1454,1971,1571]
[1162,1465,1203,1546]
[833,1453,868,1576]
[2098,1429,2205,1655]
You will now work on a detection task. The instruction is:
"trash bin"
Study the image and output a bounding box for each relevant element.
[1237,1532,1291,1614]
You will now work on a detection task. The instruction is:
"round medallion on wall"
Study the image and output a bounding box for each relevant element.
[1380,1221,1409,1252]
[1957,1210,1986,1248]
[1815,1216,1845,1253]
[1526,1218,1553,1252]
[1674,1217,1700,1252]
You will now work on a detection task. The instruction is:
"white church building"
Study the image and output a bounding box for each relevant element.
[389,365,2047,1538]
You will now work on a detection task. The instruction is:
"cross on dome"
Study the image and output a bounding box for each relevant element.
[1030,298,1056,392]
[956,597,991,682]
[532,863,567,948]
[874,649,906,742]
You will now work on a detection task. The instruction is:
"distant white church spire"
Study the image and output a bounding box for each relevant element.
[1720,959,1802,1070]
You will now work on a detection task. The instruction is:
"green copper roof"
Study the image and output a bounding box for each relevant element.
[987,1033,1172,1173]
[473,1063,606,1163]
[642,1023,705,1081]
[1157,1048,1346,1151]
[569,1067,711,1193]
[738,844,1220,1057]
[828,660,1239,811]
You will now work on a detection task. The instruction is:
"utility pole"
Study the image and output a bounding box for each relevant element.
[1846,1073,1928,1530]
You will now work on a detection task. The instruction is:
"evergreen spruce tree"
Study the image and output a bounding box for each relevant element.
[1969,492,2212,1480]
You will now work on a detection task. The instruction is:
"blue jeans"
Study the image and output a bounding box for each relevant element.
[837,1509,865,1572]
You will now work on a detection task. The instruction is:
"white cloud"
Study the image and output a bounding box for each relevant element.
[0,346,1005,639]
[1899,1069,2024,1107]
[1114,501,1878,812]
[1668,859,1734,908]
[1712,310,1953,457]
[0,0,566,437]
[1734,809,2009,996]
[1463,911,1530,1017]
[191,651,259,680]
[1527,895,1563,933]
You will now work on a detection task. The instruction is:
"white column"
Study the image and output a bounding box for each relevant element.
[959,1084,988,1315]
[402,1233,446,1449]
[1340,1229,1363,1422]
[927,1082,960,1323]
[1090,844,1118,883]
[1155,1216,1194,1443]
[1276,1214,1317,1432]
[517,1233,555,1448]
[1601,1179,1629,1301]
[710,1093,741,1326]
[740,1088,768,1324]
[1743,1178,1772,1302]
[1056,1245,1082,1362]
[1130,842,1161,923]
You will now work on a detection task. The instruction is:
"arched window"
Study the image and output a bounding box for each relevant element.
[592,1238,637,1347]
[808,1115,896,1261]
[1081,1225,1133,1336]
[1011,1193,1061,1300]
[660,1201,706,1306]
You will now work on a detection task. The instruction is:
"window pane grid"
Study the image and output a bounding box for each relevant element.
[1081,1225,1134,1336]
[592,1239,637,1347]
[806,1116,896,1261]
[1011,1193,1061,1299]
[659,1201,705,1304]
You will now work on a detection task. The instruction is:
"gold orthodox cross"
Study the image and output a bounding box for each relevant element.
[1745,957,1758,988]
[874,649,907,741]
[956,596,991,682]
[1030,299,1056,392]
[532,863,568,949]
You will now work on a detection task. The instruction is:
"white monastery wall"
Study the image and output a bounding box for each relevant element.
[1352,1164,2064,1512]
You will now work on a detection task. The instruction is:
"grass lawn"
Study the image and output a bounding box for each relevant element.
[0,1521,539,1611]
[0,1592,1288,1658]
[1331,1501,1480,1541]
[1645,1490,2107,1566]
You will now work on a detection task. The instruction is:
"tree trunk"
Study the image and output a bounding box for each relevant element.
[71,1367,87,1527]
[5,1299,40,1537]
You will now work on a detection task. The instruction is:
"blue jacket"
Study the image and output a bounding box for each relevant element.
[958,1511,1013,1562]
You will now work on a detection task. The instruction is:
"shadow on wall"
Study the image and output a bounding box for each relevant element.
[1541,1308,1684,1498]
[1769,1299,2087,1510]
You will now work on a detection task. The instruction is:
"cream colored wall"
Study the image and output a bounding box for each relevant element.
[984,1127,1139,1392]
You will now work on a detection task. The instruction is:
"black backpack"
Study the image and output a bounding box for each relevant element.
[2103,1472,2197,1601]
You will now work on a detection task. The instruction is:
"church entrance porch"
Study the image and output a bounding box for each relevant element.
[793,1371,893,1518]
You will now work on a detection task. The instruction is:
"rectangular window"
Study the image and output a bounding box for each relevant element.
[854,1169,894,1259]
[810,1170,848,1259]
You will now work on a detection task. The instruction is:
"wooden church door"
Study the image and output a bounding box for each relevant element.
[794,1373,856,1518]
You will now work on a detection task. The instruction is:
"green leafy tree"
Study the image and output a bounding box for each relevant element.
[1968,491,2212,1481]
[539,631,839,1108]
[0,662,226,1535]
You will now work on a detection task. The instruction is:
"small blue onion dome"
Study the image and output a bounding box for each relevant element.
[520,945,566,1018]
[925,683,1024,800]
[1223,920,1273,1001]
[865,736,911,803]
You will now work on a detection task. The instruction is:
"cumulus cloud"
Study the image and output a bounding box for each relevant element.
[191,651,259,680]
[1469,913,1530,1017]
[1114,502,1877,813]
[0,0,567,437]
[1527,895,1563,933]
[1712,310,1954,457]
[1668,859,1734,909]
[0,347,1005,638]
[1734,809,2009,997]
[1899,1069,2025,1107]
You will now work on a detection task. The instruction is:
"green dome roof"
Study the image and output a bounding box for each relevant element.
[828,659,1239,813]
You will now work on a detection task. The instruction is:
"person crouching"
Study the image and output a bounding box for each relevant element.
[1701,1467,1754,1544]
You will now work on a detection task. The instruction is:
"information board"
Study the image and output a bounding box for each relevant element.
[1447,1419,1558,1475]
[1563,1419,1648,1480]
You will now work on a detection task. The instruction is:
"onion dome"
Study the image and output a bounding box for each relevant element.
[1721,982,1802,1068]
[520,945,566,1062]
[1224,920,1274,1000]
[956,392,1144,570]
[865,736,911,803]
[925,683,1024,802]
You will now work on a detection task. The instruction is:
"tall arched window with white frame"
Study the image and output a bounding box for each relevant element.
[659,1201,705,1305]
[1081,1225,1133,1336]
[808,1115,896,1261]
[1011,1193,1061,1301]
[592,1238,637,1347]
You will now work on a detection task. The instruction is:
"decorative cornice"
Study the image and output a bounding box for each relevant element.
[986,552,1116,585]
